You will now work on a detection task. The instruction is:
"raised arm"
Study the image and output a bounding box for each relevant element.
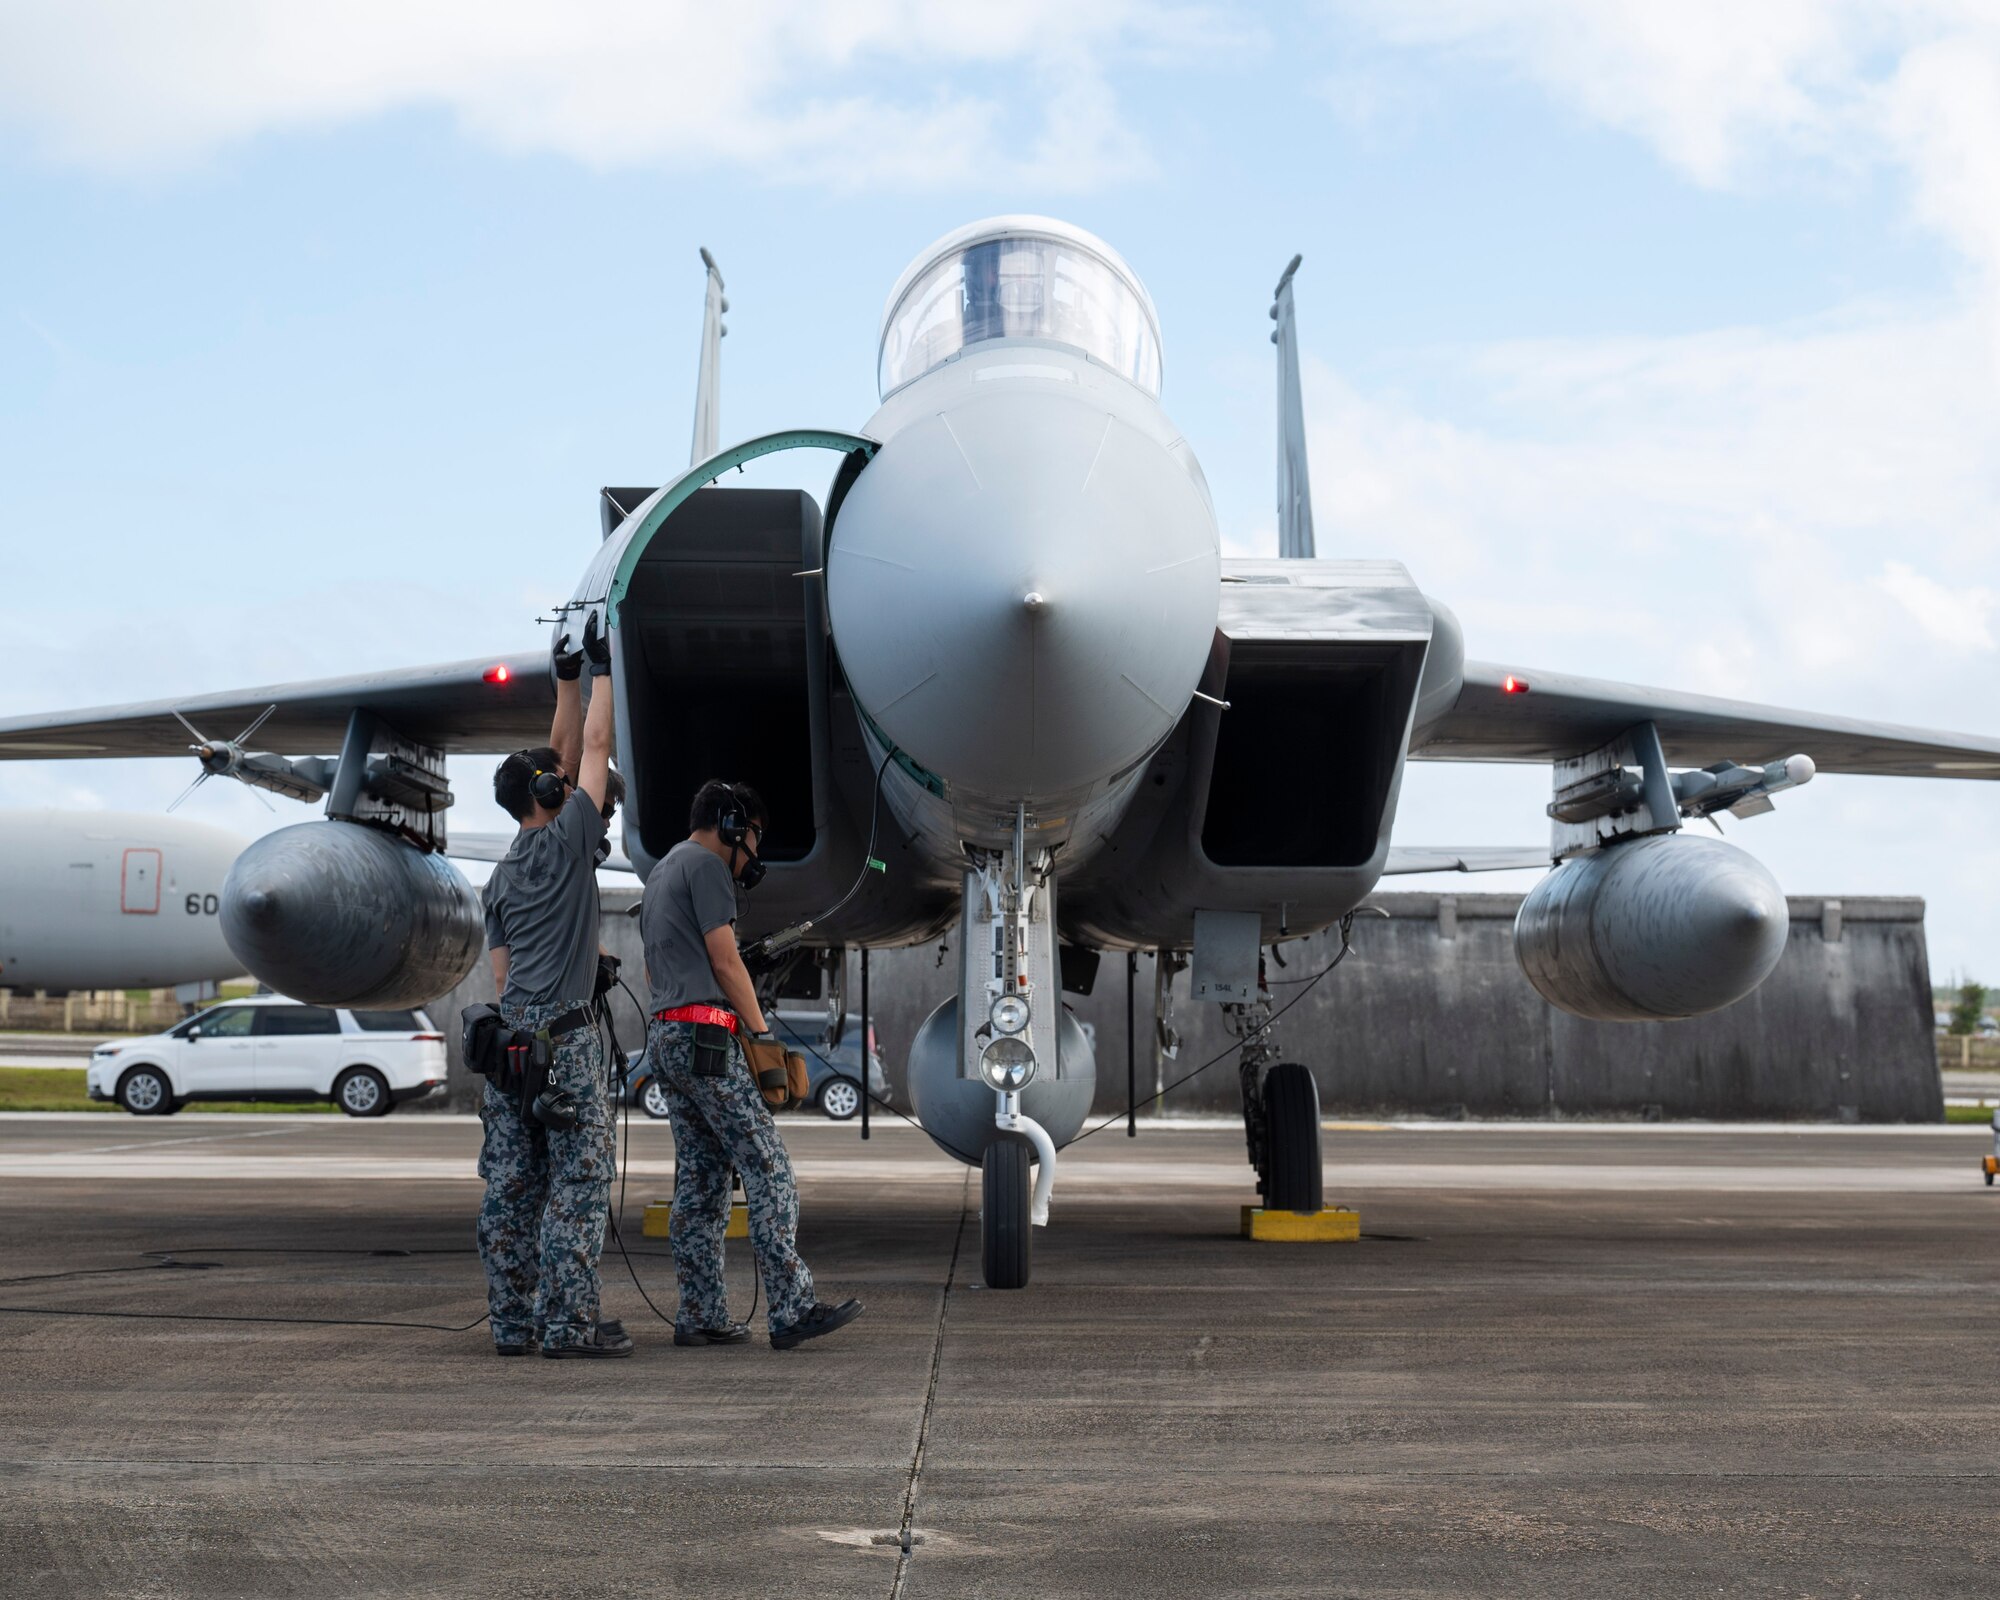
[548,629,585,777]
[575,612,614,812]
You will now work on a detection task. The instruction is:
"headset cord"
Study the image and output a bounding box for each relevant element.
[1065,912,1360,1146]
[800,747,896,932]
[0,1247,494,1333]
[2,926,1358,1336]
[770,920,1360,1162]
[602,975,765,1333]
[769,1014,985,1165]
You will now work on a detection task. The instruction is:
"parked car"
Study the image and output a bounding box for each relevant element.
[86,996,447,1117]
[622,1009,888,1121]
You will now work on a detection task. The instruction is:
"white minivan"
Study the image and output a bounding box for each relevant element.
[86,996,447,1117]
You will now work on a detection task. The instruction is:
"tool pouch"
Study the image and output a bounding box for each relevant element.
[460,1004,508,1078]
[691,1022,734,1080]
[742,1034,810,1111]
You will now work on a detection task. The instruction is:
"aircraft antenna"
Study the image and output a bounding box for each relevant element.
[691,247,727,465]
[1270,253,1315,559]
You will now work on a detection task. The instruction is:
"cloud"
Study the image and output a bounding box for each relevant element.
[0,0,1225,189]
[1293,300,2000,714]
[1877,560,1996,652]
[1332,5,2000,332]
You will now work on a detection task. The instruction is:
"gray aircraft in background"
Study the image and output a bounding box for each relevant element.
[0,806,622,1000]
[5,216,1996,1288]
[0,810,244,994]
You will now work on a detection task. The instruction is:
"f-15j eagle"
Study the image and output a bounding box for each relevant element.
[6,216,1996,1287]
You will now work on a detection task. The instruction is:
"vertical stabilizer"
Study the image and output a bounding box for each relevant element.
[691,247,727,466]
[1270,253,1315,559]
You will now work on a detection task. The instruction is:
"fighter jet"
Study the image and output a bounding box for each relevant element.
[5,217,1996,1288]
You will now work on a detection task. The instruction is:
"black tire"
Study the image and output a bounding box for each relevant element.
[1262,1062,1323,1213]
[640,1078,672,1120]
[981,1138,1032,1290]
[333,1068,392,1118]
[116,1065,173,1116]
[817,1075,862,1121]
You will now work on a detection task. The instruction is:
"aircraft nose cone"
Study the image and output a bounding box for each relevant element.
[827,387,1218,804]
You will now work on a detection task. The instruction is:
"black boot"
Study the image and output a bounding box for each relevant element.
[542,1323,635,1359]
[674,1321,751,1347]
[770,1299,864,1350]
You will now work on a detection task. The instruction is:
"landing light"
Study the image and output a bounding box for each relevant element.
[1502,674,1530,695]
[483,664,512,685]
[990,993,1031,1036]
[980,1035,1037,1092]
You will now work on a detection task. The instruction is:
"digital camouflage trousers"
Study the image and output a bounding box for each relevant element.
[648,1018,815,1334]
[477,997,614,1350]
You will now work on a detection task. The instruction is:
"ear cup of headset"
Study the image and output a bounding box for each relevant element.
[530,768,567,811]
[717,805,747,849]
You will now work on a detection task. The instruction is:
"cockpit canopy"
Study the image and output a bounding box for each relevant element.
[878,217,1163,399]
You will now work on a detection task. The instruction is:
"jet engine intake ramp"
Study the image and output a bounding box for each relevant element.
[1062,559,1438,949]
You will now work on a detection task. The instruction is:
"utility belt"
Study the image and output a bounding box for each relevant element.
[460,1002,596,1130]
[654,1005,808,1110]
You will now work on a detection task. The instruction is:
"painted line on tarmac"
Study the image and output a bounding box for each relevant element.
[51,1123,318,1159]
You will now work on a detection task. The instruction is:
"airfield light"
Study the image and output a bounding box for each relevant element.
[483,664,512,685]
[1502,675,1530,695]
[979,1035,1037,1092]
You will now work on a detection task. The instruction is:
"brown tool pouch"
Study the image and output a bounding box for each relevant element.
[742,1035,810,1111]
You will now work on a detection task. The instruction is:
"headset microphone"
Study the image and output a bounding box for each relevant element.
[717,791,765,889]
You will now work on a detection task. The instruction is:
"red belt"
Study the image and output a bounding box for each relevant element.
[654,1004,738,1031]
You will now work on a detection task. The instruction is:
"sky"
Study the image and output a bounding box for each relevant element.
[0,1,1996,982]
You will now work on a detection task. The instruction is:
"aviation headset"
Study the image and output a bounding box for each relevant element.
[716,788,767,891]
[525,758,569,813]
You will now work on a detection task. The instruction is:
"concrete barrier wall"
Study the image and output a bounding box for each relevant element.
[433,891,1940,1123]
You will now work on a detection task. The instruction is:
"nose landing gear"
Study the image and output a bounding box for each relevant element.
[981,1139,1033,1288]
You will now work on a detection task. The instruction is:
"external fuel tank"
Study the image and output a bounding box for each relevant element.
[221,821,484,1008]
[1514,834,1789,1022]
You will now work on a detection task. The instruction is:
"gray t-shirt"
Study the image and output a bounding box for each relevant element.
[642,840,740,1013]
[482,790,606,1011]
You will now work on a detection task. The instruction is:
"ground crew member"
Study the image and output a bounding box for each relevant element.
[476,617,630,1359]
[642,780,863,1350]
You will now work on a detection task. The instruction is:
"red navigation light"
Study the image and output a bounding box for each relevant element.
[1502,674,1530,695]
[483,663,512,685]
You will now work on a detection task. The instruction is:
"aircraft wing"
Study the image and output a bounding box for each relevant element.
[449,831,637,875]
[1381,846,1550,875]
[1417,661,2000,776]
[0,651,555,758]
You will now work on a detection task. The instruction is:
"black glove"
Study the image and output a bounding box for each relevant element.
[594,952,620,1002]
[582,611,612,677]
[552,630,584,682]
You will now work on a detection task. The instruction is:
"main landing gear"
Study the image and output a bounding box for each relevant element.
[1225,976,1323,1213]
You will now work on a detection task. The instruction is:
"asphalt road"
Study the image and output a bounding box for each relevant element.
[1,1114,1996,1598]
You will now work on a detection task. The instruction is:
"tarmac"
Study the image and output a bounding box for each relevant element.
[1,1113,1996,1598]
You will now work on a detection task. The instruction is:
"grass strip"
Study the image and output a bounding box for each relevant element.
[0,1067,334,1114]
